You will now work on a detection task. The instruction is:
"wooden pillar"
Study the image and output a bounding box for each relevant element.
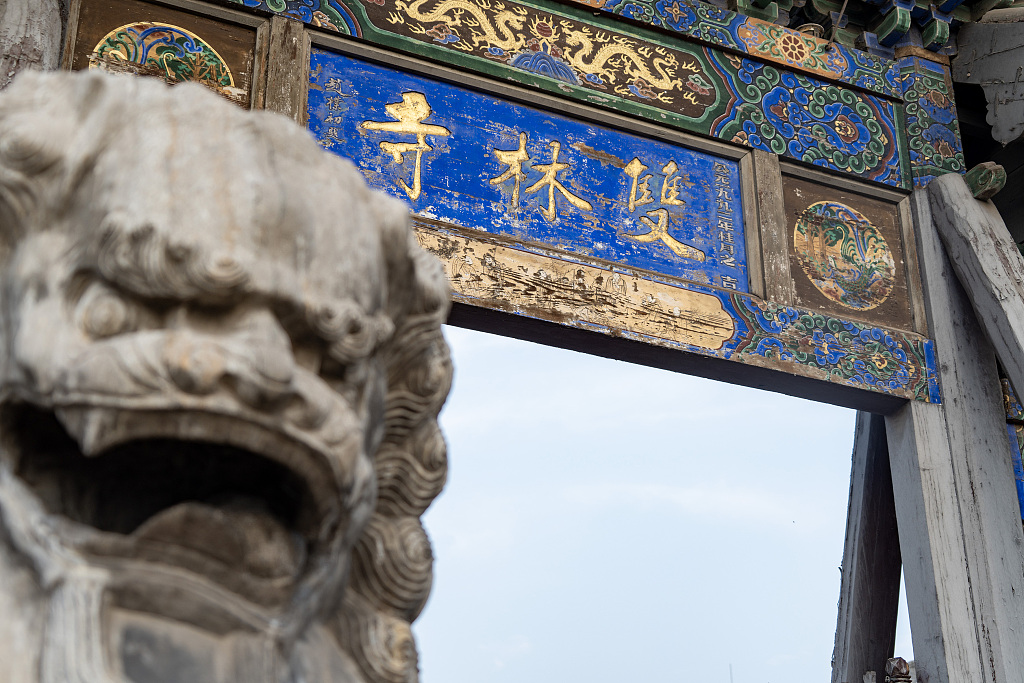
[0,0,62,90]
[881,189,1024,683]
[832,412,902,683]
[261,15,311,124]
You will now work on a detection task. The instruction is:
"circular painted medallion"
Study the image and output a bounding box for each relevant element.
[90,22,235,89]
[793,201,895,310]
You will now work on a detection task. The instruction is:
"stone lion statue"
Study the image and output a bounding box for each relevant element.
[0,70,451,683]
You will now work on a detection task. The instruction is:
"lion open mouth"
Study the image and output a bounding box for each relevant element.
[4,404,339,607]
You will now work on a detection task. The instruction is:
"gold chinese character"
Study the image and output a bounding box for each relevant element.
[525,141,593,221]
[361,92,451,201]
[660,161,688,206]
[490,132,531,208]
[626,208,705,261]
[623,157,655,212]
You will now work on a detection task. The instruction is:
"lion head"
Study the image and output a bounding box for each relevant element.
[0,70,451,683]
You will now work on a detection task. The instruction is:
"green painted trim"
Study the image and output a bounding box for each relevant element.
[873,8,911,46]
[921,18,949,52]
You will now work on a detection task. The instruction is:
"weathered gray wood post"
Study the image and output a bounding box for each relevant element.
[0,0,62,90]
[884,185,1024,683]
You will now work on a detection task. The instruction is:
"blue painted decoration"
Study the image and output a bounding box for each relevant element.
[309,49,749,292]
[1005,424,1024,521]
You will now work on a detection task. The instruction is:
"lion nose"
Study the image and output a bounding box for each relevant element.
[162,333,228,395]
[162,309,298,405]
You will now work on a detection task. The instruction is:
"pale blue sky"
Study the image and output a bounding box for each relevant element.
[414,324,913,683]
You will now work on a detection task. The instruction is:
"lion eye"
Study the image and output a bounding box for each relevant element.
[78,286,135,339]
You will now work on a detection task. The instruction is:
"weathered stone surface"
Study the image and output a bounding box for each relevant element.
[0,0,62,90]
[0,70,452,683]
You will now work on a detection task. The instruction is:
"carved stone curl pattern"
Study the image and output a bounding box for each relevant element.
[0,71,451,683]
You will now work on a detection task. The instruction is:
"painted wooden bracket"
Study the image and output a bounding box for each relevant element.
[965,162,1007,200]
[736,0,795,22]
[872,2,913,47]
[919,8,953,51]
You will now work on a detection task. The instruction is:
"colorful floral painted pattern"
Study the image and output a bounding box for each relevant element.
[90,22,235,87]
[792,201,896,311]
[729,297,938,402]
[710,53,901,186]
[899,55,964,189]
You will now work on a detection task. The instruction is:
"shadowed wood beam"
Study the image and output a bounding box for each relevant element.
[832,412,901,683]
[884,189,1024,683]
[0,0,61,90]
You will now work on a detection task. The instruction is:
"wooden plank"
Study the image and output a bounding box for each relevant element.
[263,15,309,124]
[898,197,928,335]
[925,173,1024,683]
[885,190,1024,683]
[60,0,82,72]
[832,412,902,683]
[751,150,795,306]
[445,301,910,413]
[418,221,939,404]
[739,152,765,300]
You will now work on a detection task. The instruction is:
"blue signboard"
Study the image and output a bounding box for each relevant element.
[308,49,749,293]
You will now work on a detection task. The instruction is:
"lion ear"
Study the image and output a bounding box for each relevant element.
[0,81,68,261]
[374,195,450,325]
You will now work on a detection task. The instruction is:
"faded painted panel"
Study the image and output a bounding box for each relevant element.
[418,222,939,402]
[783,175,916,332]
[72,0,258,106]
[309,50,749,292]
